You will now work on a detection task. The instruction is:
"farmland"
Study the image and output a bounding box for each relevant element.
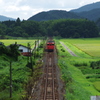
[0,39,37,48]
[60,38,100,57]
[56,38,100,100]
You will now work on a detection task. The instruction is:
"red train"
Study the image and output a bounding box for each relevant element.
[46,40,55,52]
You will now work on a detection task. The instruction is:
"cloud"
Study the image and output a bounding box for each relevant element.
[0,0,99,19]
[79,1,85,6]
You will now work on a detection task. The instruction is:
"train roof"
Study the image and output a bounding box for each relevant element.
[47,42,54,44]
[48,41,54,42]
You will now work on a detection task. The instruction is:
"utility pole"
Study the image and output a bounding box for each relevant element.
[10,61,12,98]
[34,41,37,59]
[27,43,30,63]
[37,39,39,56]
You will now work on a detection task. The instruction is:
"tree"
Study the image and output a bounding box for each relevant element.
[15,17,21,26]
[9,42,20,61]
[73,32,80,38]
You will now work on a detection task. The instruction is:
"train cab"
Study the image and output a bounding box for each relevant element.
[46,41,55,52]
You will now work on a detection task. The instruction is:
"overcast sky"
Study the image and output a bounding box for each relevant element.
[0,0,100,20]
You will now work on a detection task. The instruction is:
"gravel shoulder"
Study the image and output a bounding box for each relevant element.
[60,41,77,56]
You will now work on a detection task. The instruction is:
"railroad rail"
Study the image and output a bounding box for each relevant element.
[40,51,59,100]
[29,40,61,100]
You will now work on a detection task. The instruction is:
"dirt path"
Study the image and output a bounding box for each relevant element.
[60,41,77,56]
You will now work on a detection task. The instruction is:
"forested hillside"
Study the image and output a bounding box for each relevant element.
[0,18,99,38]
[74,8,100,21]
[28,10,81,21]
[27,9,100,22]
[27,2,100,22]
[71,1,100,12]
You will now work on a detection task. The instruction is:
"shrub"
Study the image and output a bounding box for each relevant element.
[61,49,65,52]
[74,62,87,67]
[90,61,100,69]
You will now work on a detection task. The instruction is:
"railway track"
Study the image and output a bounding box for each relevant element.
[40,51,59,100]
[29,40,64,100]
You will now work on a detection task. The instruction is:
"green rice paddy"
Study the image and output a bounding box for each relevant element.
[0,39,36,48]
[60,38,100,57]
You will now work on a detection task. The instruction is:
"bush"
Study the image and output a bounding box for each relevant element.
[74,62,87,67]
[90,60,100,69]
[61,49,65,52]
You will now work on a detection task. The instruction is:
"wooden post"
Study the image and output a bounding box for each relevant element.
[10,61,12,98]
[37,39,39,56]
[27,43,30,63]
[34,41,37,59]
[35,41,37,49]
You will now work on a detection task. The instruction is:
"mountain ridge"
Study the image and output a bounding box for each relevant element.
[28,10,82,21]
[28,2,100,21]
[75,8,100,21]
[0,15,15,21]
[70,1,100,12]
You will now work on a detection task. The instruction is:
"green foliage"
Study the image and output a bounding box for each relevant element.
[0,45,8,55]
[61,48,65,52]
[90,60,100,69]
[59,60,94,100]
[0,18,99,38]
[0,38,44,99]
[74,62,87,67]
[0,42,20,61]
[0,56,29,99]
[51,19,99,38]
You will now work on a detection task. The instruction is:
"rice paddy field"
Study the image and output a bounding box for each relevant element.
[0,39,36,48]
[60,38,100,57]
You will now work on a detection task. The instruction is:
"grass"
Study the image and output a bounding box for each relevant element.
[59,58,100,100]
[60,38,100,57]
[58,58,100,100]
[93,81,100,92]
[56,38,100,100]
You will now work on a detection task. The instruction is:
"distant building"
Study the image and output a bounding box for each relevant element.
[8,44,32,56]
[18,44,32,56]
